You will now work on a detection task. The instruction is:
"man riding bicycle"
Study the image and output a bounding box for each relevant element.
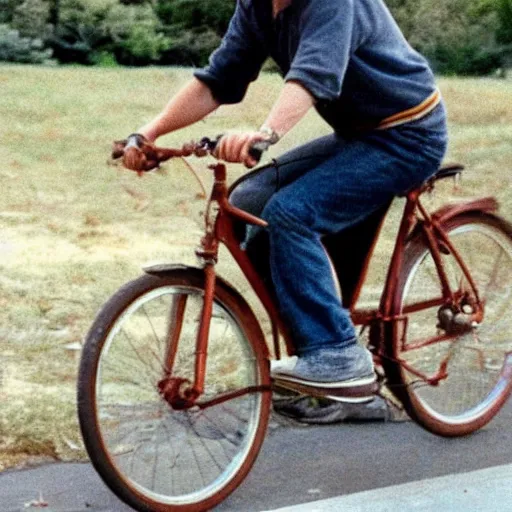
[121,0,448,393]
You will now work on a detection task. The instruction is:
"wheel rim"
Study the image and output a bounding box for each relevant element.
[94,285,264,506]
[399,222,512,424]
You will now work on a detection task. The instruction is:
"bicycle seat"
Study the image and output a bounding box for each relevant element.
[432,163,465,180]
[420,163,465,193]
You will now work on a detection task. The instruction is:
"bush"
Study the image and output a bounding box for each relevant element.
[0,23,53,63]
[91,50,117,66]
[50,0,170,65]
[51,0,115,64]
[118,24,170,64]
[434,44,504,76]
[388,0,506,76]
[156,0,235,34]
[104,3,171,65]
[159,27,220,67]
[12,0,52,40]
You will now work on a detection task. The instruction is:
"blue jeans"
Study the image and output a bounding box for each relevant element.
[229,104,448,355]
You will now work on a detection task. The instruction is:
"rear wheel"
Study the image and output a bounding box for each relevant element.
[78,270,271,511]
[386,213,512,436]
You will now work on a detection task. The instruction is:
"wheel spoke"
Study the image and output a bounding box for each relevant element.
[141,304,168,367]
[121,327,163,379]
[392,217,512,434]
[79,275,269,510]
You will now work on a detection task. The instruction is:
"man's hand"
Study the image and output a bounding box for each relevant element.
[214,131,269,168]
[112,135,162,173]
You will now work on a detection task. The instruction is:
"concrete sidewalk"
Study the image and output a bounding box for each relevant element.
[265,463,512,511]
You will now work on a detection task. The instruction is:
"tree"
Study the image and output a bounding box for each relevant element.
[49,0,61,28]
[0,0,508,73]
[0,0,17,24]
[11,0,52,40]
[496,0,512,44]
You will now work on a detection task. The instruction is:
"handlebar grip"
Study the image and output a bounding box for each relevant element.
[248,140,272,163]
[200,136,221,152]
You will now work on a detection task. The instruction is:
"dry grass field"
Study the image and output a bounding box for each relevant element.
[0,65,511,470]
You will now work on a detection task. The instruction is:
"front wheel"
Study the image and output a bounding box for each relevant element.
[385,213,512,436]
[77,270,271,511]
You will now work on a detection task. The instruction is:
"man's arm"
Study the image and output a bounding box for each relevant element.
[138,78,220,142]
[122,1,268,171]
[215,81,315,168]
[263,80,315,138]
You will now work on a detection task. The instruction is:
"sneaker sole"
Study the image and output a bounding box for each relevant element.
[324,395,376,404]
[272,372,377,388]
[272,373,378,402]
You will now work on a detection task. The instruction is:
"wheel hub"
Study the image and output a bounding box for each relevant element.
[157,376,197,410]
[437,298,483,334]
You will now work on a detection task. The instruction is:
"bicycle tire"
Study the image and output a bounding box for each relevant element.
[384,212,512,436]
[78,269,271,512]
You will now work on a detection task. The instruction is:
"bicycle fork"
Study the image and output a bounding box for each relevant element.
[156,262,216,409]
[159,163,271,410]
[192,263,216,398]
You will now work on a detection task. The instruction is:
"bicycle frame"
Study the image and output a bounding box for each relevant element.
[78,140,512,512]
[178,162,499,400]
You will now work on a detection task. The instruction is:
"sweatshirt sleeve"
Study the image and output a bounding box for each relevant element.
[194,1,269,104]
[285,0,354,101]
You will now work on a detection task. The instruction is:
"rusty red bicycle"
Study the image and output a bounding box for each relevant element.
[77,135,512,511]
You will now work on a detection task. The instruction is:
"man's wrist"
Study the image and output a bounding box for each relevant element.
[258,124,280,145]
[137,123,160,143]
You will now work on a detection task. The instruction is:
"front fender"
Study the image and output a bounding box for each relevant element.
[143,263,198,276]
[143,263,270,360]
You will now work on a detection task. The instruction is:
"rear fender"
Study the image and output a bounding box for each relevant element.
[408,197,499,241]
[432,197,499,224]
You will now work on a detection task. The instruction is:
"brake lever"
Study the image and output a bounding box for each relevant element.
[248,140,272,163]
[199,135,271,164]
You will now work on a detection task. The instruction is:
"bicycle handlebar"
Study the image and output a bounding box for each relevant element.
[248,140,272,162]
[113,133,271,173]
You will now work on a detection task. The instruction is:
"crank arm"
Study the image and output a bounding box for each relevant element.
[196,385,272,410]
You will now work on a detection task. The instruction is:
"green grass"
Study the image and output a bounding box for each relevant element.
[0,65,511,470]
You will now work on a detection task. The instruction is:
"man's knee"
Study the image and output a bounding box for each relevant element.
[228,185,252,211]
[228,164,278,217]
[263,193,314,236]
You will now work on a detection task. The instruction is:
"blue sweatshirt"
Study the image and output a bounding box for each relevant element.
[194,0,439,135]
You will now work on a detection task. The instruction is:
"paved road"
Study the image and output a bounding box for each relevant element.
[1,399,511,511]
